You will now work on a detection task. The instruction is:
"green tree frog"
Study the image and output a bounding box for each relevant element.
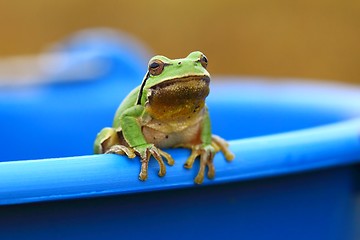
[94,51,234,184]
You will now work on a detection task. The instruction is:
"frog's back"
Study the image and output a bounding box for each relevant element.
[112,86,140,129]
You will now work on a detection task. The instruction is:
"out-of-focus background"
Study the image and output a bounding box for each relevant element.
[0,0,359,84]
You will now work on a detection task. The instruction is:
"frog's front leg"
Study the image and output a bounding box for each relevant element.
[120,105,175,181]
[184,144,216,184]
[184,111,235,184]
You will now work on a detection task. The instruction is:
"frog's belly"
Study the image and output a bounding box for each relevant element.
[142,122,201,148]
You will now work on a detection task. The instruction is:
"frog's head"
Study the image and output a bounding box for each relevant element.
[143,51,210,89]
[137,51,211,105]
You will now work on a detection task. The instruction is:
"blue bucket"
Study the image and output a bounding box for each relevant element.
[0,30,359,240]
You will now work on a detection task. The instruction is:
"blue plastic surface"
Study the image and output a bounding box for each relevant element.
[0,80,360,240]
[0,29,359,240]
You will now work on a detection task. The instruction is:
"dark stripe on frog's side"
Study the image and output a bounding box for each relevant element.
[136,63,173,105]
[136,71,150,105]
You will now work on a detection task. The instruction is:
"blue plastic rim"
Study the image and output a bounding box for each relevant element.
[0,78,360,205]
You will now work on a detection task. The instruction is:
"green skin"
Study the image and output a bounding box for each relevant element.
[94,51,234,184]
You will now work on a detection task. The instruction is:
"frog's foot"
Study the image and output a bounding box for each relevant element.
[211,135,235,161]
[134,144,175,181]
[105,144,136,158]
[184,144,216,184]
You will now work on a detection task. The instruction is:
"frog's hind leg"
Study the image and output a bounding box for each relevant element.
[94,127,136,158]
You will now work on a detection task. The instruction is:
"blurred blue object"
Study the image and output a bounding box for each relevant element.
[0,28,151,161]
[0,29,359,240]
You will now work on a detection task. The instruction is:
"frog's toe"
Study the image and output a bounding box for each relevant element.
[106,144,136,158]
[105,145,124,155]
[139,171,148,181]
[149,147,166,177]
[158,149,175,166]
[192,146,215,184]
[224,152,235,161]
[138,158,149,181]
[207,161,215,179]
[194,154,206,184]
[194,172,204,184]
[184,149,199,169]
[211,135,235,161]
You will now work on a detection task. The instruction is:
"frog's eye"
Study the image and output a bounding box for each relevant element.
[148,59,164,76]
[200,54,208,68]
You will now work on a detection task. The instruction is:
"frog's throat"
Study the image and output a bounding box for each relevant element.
[145,75,210,122]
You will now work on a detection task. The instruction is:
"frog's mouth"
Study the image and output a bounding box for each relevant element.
[150,75,210,89]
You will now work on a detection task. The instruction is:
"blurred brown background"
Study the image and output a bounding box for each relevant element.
[0,0,359,83]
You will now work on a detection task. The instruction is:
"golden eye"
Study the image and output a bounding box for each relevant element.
[200,54,208,68]
[148,59,164,76]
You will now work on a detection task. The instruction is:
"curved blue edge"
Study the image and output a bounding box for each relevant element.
[1,80,360,205]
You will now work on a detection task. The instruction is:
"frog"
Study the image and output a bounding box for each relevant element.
[94,51,234,184]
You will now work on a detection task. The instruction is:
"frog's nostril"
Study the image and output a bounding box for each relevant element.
[178,61,181,65]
